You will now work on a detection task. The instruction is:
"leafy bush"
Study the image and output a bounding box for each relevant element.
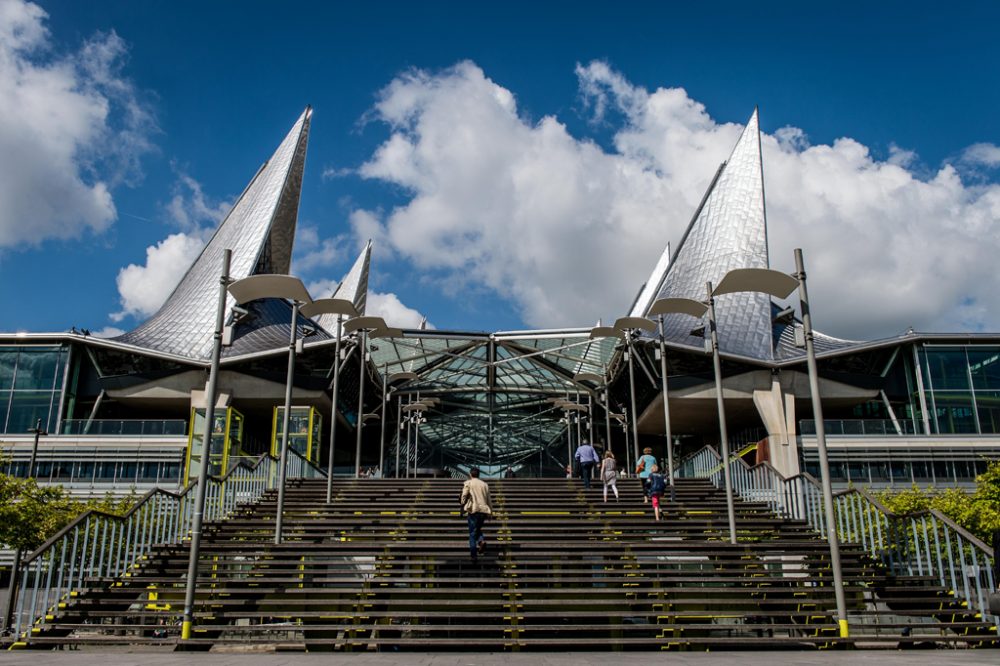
[0,468,136,553]
[875,459,1000,544]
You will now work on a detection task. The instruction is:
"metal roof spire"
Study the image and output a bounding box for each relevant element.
[313,239,372,334]
[650,108,774,360]
[117,108,312,359]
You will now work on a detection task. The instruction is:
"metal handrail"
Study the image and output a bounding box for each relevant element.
[11,448,324,640]
[677,444,998,633]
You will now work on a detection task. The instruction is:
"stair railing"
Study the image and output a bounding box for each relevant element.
[678,444,998,633]
[11,449,324,640]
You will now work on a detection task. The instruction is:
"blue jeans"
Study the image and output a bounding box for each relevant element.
[467,513,487,553]
[580,461,595,488]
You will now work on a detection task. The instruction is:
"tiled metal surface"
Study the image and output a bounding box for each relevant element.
[648,109,775,360]
[221,297,332,359]
[117,109,312,360]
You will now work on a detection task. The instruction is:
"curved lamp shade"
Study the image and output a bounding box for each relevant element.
[573,372,604,384]
[343,316,387,334]
[648,297,708,318]
[562,403,588,412]
[228,275,312,305]
[362,413,380,422]
[589,326,624,340]
[388,371,419,384]
[613,316,657,333]
[713,268,800,299]
[371,327,404,339]
[300,298,358,319]
[402,403,427,413]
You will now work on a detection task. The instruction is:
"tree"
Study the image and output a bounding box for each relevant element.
[0,463,136,553]
[876,459,1000,544]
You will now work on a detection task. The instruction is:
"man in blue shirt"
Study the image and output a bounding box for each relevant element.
[574,441,600,489]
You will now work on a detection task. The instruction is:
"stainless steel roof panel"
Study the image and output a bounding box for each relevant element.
[117,108,312,359]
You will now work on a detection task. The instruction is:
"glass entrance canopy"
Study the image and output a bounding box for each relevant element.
[367,329,619,472]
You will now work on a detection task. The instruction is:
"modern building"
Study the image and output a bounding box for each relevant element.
[1,106,998,501]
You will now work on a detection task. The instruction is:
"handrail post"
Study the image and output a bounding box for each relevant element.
[181,249,231,641]
[794,248,848,638]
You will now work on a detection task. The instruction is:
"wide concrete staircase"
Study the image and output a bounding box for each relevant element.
[15,478,1000,651]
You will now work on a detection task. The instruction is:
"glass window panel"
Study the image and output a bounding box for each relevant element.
[869,461,890,481]
[932,393,978,434]
[95,462,116,480]
[890,461,910,483]
[6,391,52,434]
[13,350,60,390]
[912,460,933,481]
[953,460,975,480]
[161,462,181,481]
[0,350,16,390]
[51,461,73,480]
[138,462,158,481]
[0,390,9,432]
[119,462,137,482]
[925,348,971,390]
[933,460,952,483]
[75,461,94,483]
[968,347,1000,390]
[975,390,1000,434]
[847,461,867,483]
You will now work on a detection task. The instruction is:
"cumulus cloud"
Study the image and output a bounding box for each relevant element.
[111,231,210,321]
[0,0,155,248]
[165,173,230,231]
[109,170,230,323]
[367,291,430,329]
[292,226,349,273]
[92,326,125,338]
[349,60,1000,339]
[961,143,1000,169]
[305,281,430,330]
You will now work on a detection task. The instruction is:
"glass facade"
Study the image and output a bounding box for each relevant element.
[0,345,68,434]
[919,345,1000,435]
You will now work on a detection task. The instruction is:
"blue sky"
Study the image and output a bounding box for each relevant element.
[2,0,999,339]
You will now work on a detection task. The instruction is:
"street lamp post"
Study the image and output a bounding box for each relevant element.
[343,316,391,478]
[227,273,313,545]
[709,259,848,636]
[705,281,738,545]
[613,318,657,466]
[300,299,358,503]
[793,249,849,638]
[647,298,709,500]
[180,249,232,641]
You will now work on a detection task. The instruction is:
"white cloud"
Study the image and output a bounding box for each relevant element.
[165,173,230,231]
[961,143,1000,168]
[368,291,430,329]
[0,0,154,248]
[292,225,348,274]
[349,60,1000,339]
[92,326,124,338]
[111,231,208,321]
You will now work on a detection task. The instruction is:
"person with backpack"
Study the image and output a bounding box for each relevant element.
[600,450,619,502]
[635,447,657,503]
[647,464,667,521]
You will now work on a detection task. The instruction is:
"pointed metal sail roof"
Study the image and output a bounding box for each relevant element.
[646,108,775,360]
[629,242,671,318]
[117,108,312,359]
[313,240,371,334]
